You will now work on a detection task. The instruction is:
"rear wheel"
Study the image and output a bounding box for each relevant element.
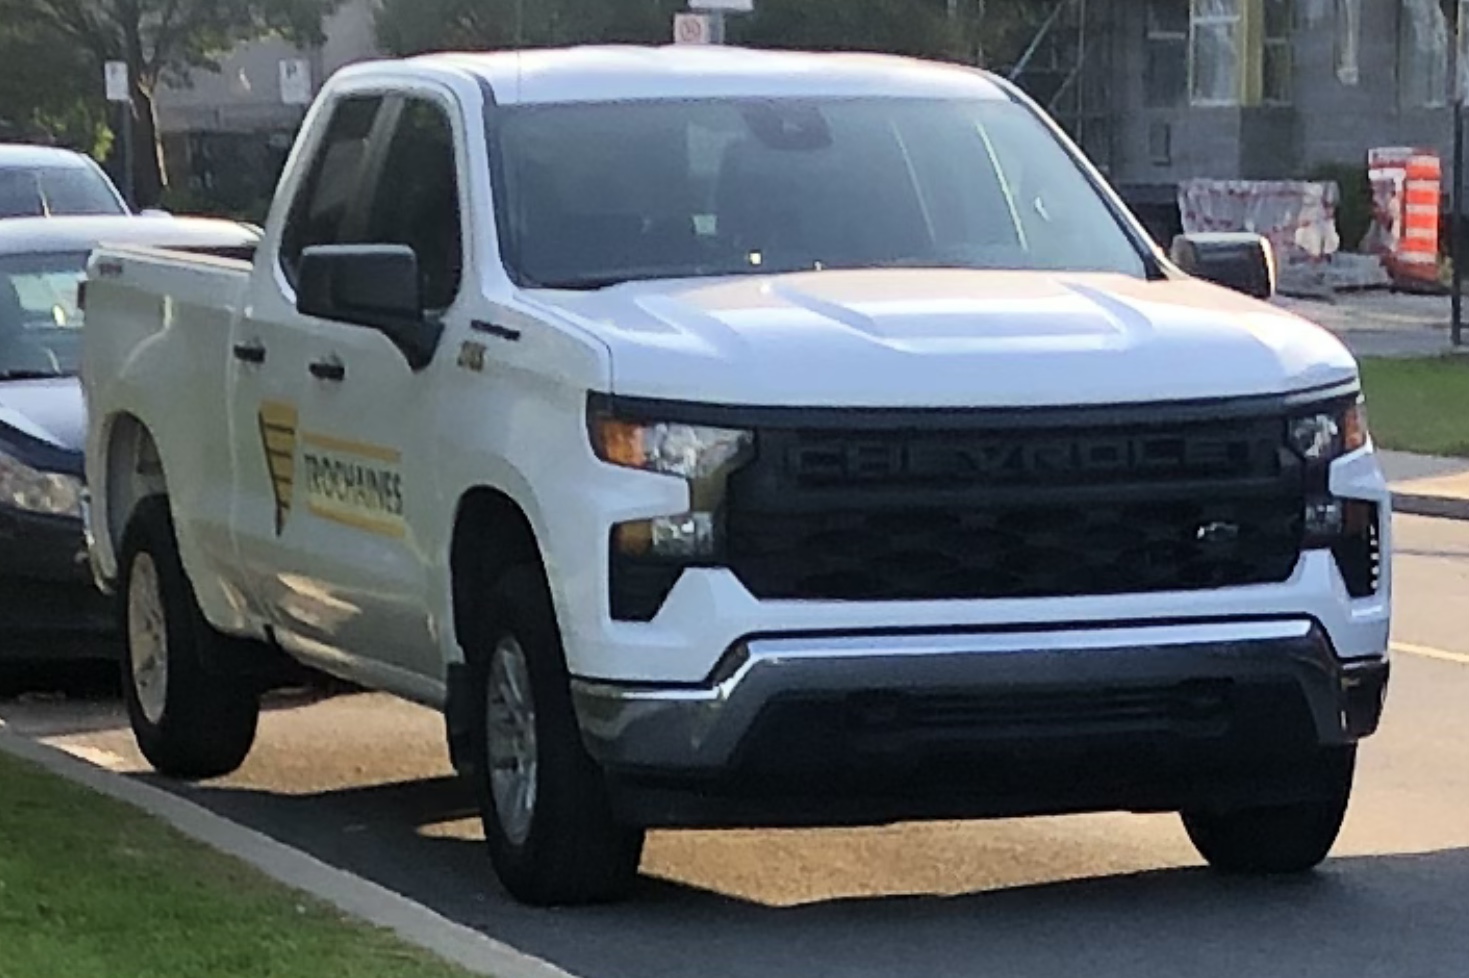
[119,497,259,780]
[1182,747,1355,875]
[469,566,644,906]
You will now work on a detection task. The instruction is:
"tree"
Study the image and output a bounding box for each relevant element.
[374,0,1058,70]
[0,20,112,155]
[0,0,343,206]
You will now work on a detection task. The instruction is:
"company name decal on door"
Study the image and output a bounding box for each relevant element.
[300,433,406,538]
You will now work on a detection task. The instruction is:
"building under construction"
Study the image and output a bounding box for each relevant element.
[1006,0,1457,240]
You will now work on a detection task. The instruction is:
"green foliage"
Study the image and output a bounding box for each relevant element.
[0,752,482,978]
[0,0,344,80]
[0,16,112,156]
[374,0,1053,66]
[1359,356,1469,458]
[377,0,686,54]
[0,0,343,204]
[1308,161,1373,254]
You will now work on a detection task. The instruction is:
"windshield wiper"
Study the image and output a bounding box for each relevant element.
[0,369,67,381]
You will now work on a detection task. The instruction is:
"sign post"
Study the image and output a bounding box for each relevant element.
[104,61,134,209]
[1455,2,1468,345]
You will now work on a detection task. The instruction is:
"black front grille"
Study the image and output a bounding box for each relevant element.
[724,415,1305,602]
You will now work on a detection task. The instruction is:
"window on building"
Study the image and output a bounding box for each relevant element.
[1399,0,1448,109]
[1144,1,1189,107]
[1335,0,1360,85]
[1262,0,1292,103]
[1190,0,1243,105]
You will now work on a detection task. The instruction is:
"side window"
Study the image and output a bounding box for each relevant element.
[279,95,384,282]
[358,98,463,311]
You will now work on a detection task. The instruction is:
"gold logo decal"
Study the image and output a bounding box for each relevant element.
[301,434,406,539]
[257,401,299,536]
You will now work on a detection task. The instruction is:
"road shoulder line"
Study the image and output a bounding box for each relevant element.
[1392,641,1469,667]
[0,727,579,978]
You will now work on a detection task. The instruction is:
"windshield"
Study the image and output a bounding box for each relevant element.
[0,251,87,378]
[0,165,126,219]
[492,97,1147,290]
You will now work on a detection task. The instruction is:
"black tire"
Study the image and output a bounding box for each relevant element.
[468,565,644,906]
[1182,747,1356,875]
[119,496,259,780]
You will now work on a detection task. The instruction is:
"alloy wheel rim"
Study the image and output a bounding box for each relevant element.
[486,635,538,846]
[127,553,169,726]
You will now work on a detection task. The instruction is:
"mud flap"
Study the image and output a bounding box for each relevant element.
[445,660,476,775]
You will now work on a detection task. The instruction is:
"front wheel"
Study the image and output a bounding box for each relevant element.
[1182,747,1355,875]
[119,496,259,780]
[468,566,644,906]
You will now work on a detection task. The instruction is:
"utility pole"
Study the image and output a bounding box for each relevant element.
[1455,0,1468,345]
[104,61,135,209]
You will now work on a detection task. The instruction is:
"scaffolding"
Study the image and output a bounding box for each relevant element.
[1006,0,1116,174]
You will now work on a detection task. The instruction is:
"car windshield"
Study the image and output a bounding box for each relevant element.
[0,165,126,218]
[492,97,1148,290]
[0,251,87,378]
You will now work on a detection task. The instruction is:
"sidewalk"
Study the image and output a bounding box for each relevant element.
[1382,450,1469,520]
[1273,292,1459,359]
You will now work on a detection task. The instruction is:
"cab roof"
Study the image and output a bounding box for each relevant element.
[386,45,1012,106]
[0,215,261,256]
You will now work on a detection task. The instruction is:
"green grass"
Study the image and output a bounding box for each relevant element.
[0,751,479,978]
[1359,356,1469,458]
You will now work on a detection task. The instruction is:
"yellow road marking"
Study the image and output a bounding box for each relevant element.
[1392,642,1469,667]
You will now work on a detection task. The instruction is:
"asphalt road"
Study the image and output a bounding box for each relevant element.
[4,514,1469,977]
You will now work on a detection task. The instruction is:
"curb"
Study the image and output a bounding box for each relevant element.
[0,728,578,978]
[1391,491,1469,522]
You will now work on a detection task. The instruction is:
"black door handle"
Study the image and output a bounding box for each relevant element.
[308,357,346,382]
[232,340,266,364]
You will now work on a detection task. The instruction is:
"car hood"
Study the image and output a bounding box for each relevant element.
[0,376,84,451]
[527,269,1358,408]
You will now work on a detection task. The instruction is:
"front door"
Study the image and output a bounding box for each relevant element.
[275,92,467,695]
[227,92,392,639]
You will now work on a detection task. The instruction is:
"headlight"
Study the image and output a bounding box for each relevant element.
[591,417,753,559]
[592,419,752,484]
[0,449,84,518]
[1289,399,1368,462]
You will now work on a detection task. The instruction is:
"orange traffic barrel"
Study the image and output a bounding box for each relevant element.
[1397,152,1441,283]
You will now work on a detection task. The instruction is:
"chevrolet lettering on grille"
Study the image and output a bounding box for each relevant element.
[785,433,1276,485]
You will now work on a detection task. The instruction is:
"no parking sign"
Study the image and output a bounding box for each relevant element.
[673,13,712,45]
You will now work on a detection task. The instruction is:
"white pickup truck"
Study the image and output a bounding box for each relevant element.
[81,46,1392,906]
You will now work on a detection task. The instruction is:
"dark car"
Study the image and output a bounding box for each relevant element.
[0,145,129,219]
[0,215,261,658]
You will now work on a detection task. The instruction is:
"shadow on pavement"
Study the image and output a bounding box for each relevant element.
[147,772,1469,978]
[0,659,120,701]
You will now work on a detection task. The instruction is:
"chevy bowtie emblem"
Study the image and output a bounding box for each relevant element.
[257,401,299,535]
[1195,521,1241,545]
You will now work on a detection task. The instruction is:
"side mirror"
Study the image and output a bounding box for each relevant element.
[297,244,441,369]
[1169,232,1277,300]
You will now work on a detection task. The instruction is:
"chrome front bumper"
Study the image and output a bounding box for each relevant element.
[570,619,1389,774]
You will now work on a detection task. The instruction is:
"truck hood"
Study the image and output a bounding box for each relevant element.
[528,270,1358,408]
[0,376,84,451]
